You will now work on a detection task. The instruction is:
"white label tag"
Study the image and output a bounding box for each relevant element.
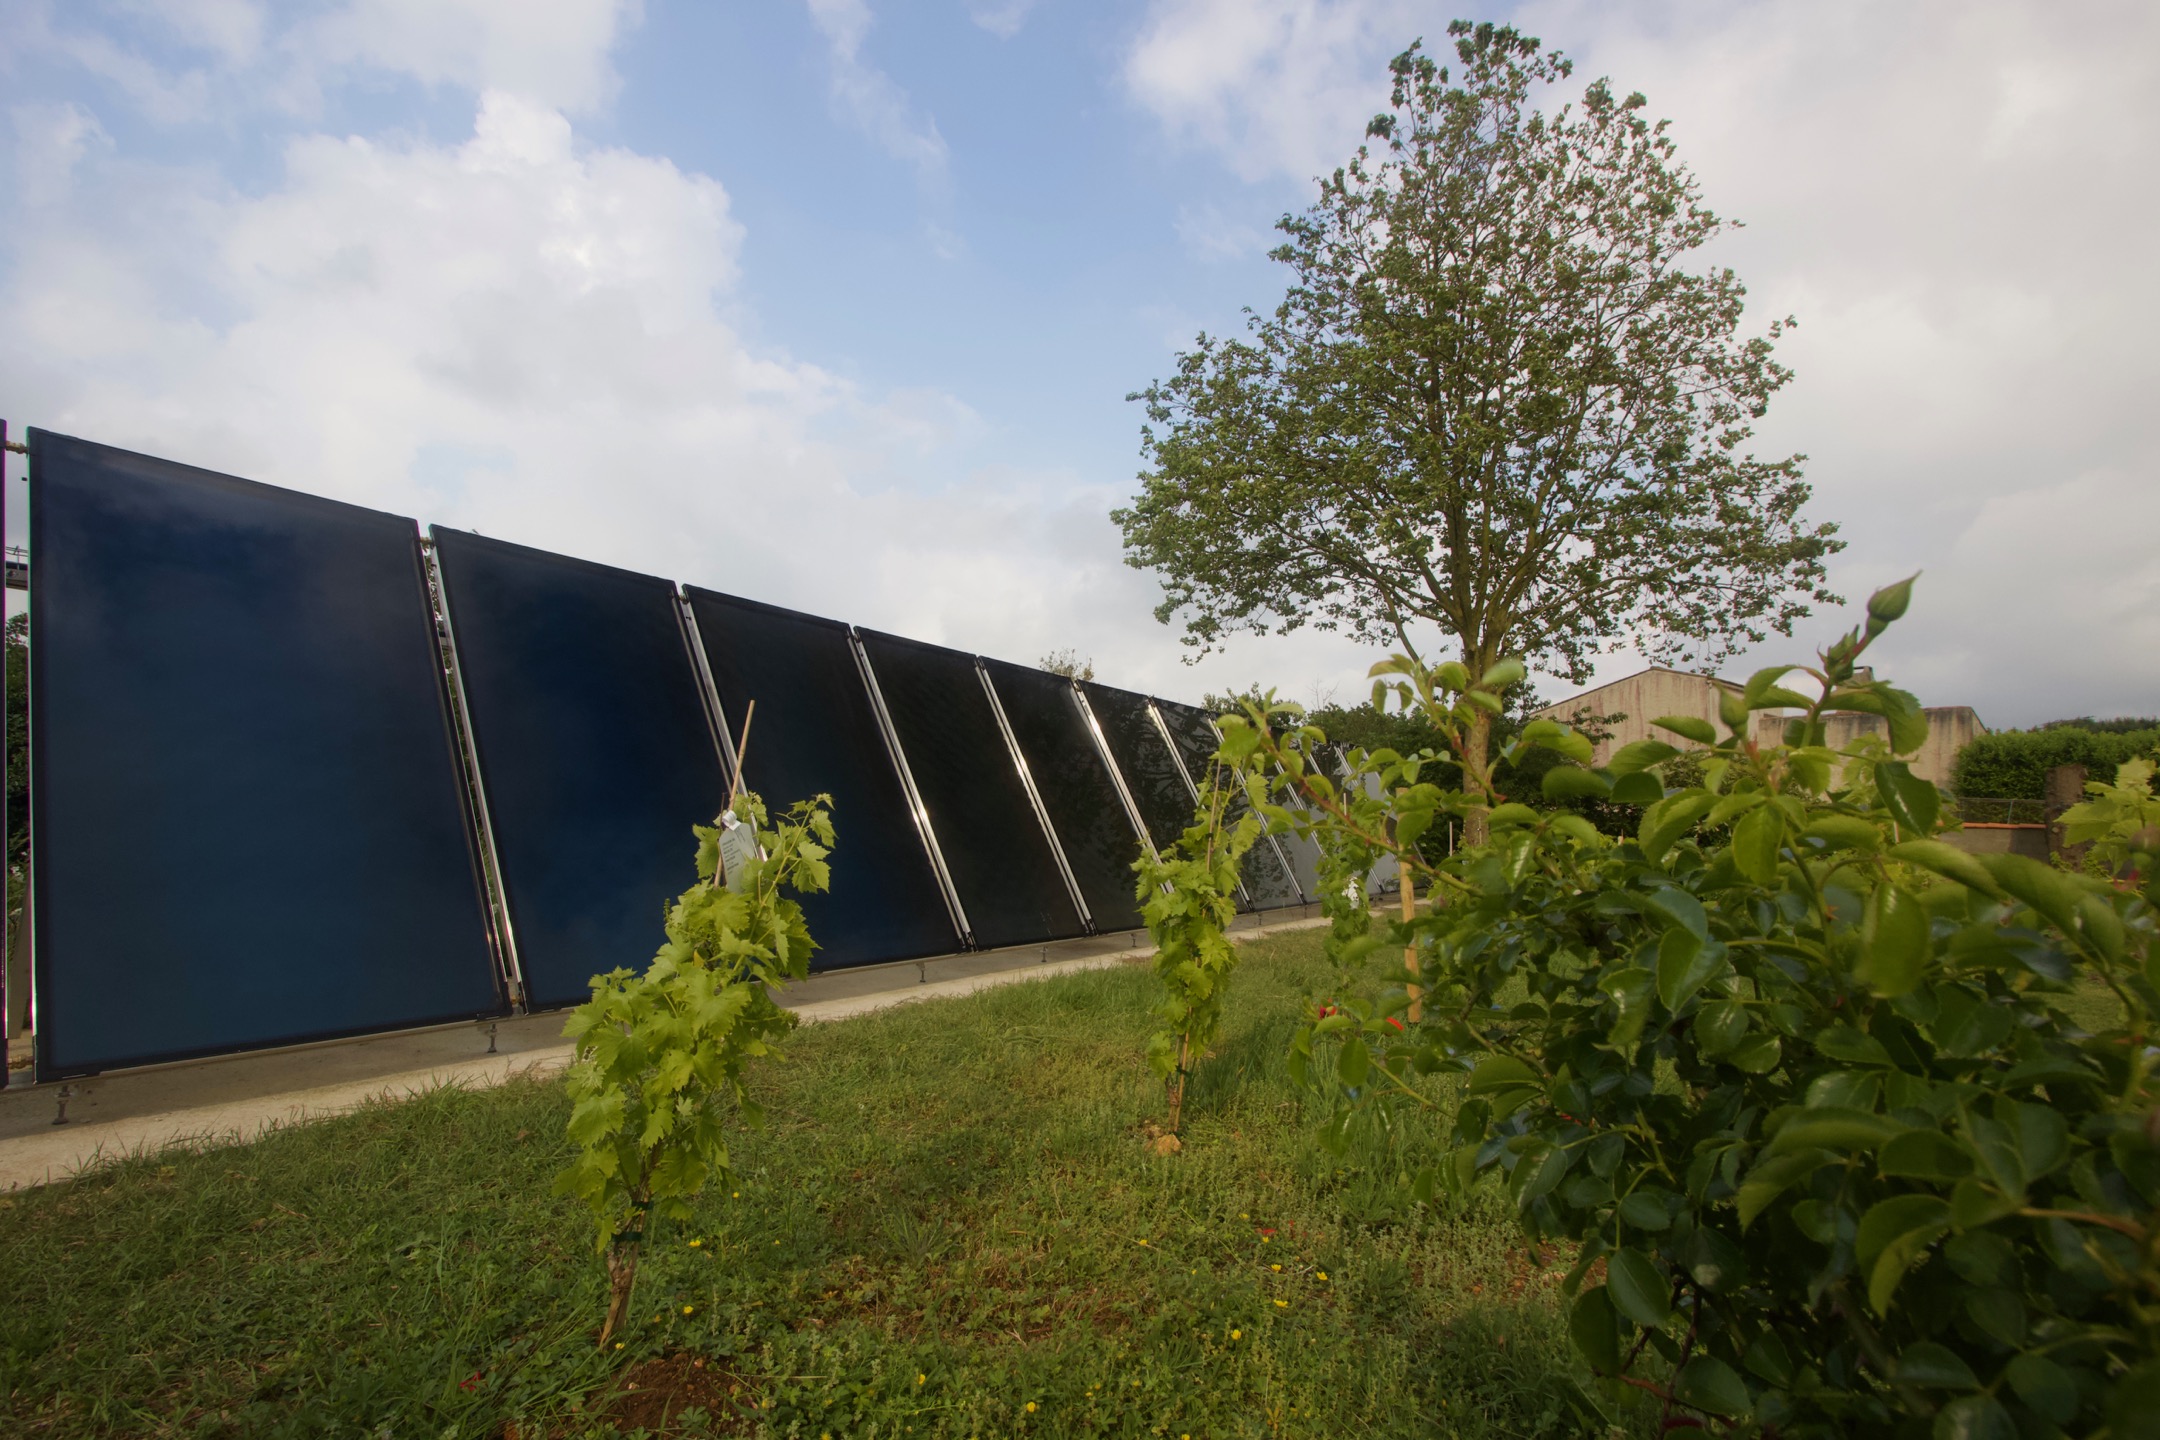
[717,811,758,894]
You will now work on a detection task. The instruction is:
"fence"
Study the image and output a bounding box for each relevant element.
[6,428,1325,1081]
[1952,797,2050,826]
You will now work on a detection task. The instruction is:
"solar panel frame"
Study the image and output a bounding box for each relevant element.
[1076,681,1197,858]
[682,588,961,969]
[28,430,502,1077]
[855,630,1085,950]
[428,529,733,1011]
[1151,698,1308,910]
[981,660,1150,934]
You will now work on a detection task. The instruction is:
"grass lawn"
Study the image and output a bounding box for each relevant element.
[0,929,1591,1439]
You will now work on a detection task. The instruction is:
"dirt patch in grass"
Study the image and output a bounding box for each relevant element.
[580,1353,760,1437]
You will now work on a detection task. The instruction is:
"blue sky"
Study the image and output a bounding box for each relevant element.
[3,0,2156,724]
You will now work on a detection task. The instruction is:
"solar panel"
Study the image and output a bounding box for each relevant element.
[28,431,500,1076]
[430,530,731,1010]
[856,632,1084,949]
[683,589,958,968]
[1077,681,1195,855]
[980,660,1148,933]
[1152,698,1306,909]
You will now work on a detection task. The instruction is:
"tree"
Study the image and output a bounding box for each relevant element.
[1037,648,1096,682]
[1116,21,1841,839]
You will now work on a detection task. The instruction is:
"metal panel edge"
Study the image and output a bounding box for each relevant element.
[1146,698,1251,906]
[423,531,527,1010]
[1204,712,1310,908]
[1069,683,1157,863]
[675,587,739,783]
[848,630,972,948]
[977,661,1091,932]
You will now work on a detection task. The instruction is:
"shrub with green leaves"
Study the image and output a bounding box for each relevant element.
[1205,582,2160,1436]
[1953,724,2160,801]
[553,790,832,1345]
[1134,766,1260,1143]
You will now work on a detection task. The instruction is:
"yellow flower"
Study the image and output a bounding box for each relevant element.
[1317,1271,1328,1281]
[917,1374,927,1386]
[1261,1235,1271,1243]
[1136,1238,1147,1246]
[1275,1299,1288,1308]
[1270,1263,1281,1272]
[682,1305,695,1315]
[613,1342,625,1350]
[1025,1401,1038,1413]
[1230,1328,1242,1340]
[1240,1213,1249,1220]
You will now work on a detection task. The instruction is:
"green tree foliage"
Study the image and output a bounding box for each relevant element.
[1037,648,1096,682]
[554,790,833,1346]
[1180,581,2160,1435]
[1116,22,1840,835]
[1954,723,2160,800]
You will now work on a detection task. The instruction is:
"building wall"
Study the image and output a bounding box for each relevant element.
[1748,707,1985,789]
[1532,667,1987,789]
[1529,667,1738,767]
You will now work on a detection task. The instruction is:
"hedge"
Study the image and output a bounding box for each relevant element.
[1952,722,2160,798]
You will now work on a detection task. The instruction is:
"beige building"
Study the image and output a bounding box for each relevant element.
[1528,667,1740,768]
[1531,667,1985,789]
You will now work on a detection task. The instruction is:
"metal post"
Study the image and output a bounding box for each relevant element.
[1070,684,1156,861]
[977,662,1091,931]
[674,592,739,781]
[422,536,527,1010]
[849,631,972,948]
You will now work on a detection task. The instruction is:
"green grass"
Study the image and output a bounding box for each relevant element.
[0,932,1591,1439]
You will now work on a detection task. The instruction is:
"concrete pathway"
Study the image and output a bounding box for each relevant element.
[0,910,1325,1192]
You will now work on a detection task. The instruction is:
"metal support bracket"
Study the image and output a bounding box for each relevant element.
[850,631,973,948]
[421,536,527,1012]
[977,662,1092,932]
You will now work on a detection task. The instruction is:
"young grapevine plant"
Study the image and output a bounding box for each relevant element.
[553,790,833,1346]
[1134,760,1260,1144]
[1196,581,2160,1437]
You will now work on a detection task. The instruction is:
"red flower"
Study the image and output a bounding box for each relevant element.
[459,1373,483,1393]
[1386,1016,1406,1032]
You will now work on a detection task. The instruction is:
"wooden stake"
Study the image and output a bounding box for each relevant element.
[1402,869,1423,1022]
[727,699,756,804]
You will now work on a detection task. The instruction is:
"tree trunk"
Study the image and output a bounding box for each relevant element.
[1461,705,1494,847]
[598,1234,643,1348]
[1166,1034,1190,1136]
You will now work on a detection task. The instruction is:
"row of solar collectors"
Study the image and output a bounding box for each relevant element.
[23,430,1324,1078]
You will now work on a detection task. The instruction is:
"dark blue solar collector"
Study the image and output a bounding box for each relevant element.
[430,530,731,1010]
[28,431,502,1076]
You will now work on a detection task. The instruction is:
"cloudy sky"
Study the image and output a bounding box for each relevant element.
[1,0,2153,726]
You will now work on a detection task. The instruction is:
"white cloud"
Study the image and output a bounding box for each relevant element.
[0,86,1235,693]
[1123,0,2160,723]
[12,0,641,121]
[303,0,641,114]
[968,0,1040,40]
[802,0,949,180]
[1124,0,1421,182]
[1173,201,1275,262]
